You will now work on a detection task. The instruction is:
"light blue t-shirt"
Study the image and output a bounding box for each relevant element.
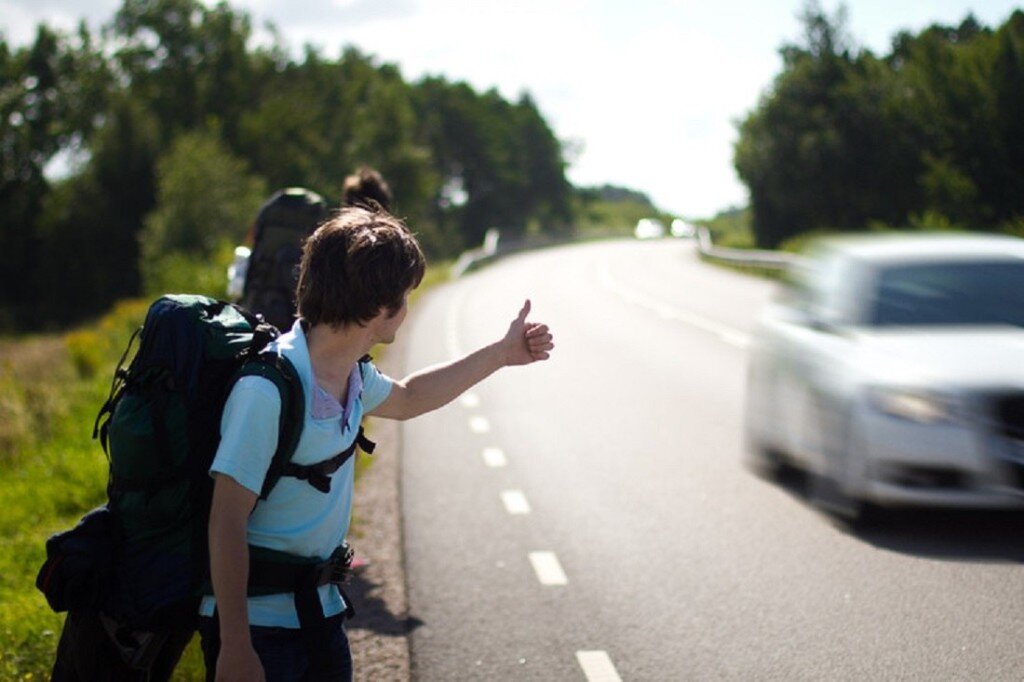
[200,320,393,627]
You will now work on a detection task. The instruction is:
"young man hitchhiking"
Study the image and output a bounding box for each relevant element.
[201,207,554,681]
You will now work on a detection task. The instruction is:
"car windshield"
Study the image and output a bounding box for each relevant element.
[868,259,1024,327]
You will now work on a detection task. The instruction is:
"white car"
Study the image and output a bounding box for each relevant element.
[634,218,666,240]
[670,218,695,238]
[744,232,1024,521]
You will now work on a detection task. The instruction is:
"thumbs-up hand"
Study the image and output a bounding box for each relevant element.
[502,299,554,366]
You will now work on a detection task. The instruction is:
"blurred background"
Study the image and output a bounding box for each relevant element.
[1,0,1022,331]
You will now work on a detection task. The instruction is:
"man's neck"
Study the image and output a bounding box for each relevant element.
[305,321,373,387]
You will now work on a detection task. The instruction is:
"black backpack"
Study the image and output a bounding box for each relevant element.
[241,188,330,330]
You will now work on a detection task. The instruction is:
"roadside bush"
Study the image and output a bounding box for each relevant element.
[142,242,236,299]
[65,330,106,379]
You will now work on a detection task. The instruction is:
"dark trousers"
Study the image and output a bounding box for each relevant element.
[51,609,193,682]
[199,614,352,682]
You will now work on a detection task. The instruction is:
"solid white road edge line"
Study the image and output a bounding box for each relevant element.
[482,447,507,467]
[528,551,568,586]
[597,260,751,349]
[500,490,531,515]
[576,651,623,682]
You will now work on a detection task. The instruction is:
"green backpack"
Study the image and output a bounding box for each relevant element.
[98,295,306,626]
[37,296,301,627]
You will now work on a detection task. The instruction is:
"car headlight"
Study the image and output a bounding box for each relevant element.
[867,387,956,424]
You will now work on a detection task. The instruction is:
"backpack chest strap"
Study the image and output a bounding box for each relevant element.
[280,428,376,493]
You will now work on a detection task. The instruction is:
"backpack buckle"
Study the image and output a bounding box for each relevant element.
[312,543,355,587]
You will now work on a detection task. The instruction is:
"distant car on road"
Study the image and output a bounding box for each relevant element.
[670,218,696,238]
[744,232,1024,522]
[634,218,665,240]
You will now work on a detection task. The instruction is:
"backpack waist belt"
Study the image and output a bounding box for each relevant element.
[247,543,355,595]
[247,543,358,626]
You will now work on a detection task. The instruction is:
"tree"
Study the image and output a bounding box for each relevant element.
[733,3,1024,247]
[735,2,862,247]
[139,126,265,291]
[413,78,571,250]
[109,0,257,146]
[31,97,161,327]
[0,23,112,328]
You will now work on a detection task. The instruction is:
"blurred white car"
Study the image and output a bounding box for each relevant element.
[744,233,1024,520]
[670,218,696,238]
[634,218,665,240]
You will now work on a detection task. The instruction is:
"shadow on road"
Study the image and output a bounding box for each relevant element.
[346,571,424,636]
[770,466,1024,563]
[847,508,1024,563]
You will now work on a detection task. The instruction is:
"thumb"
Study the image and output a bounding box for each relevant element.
[516,299,531,323]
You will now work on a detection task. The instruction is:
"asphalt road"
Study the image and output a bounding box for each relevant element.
[398,239,1024,681]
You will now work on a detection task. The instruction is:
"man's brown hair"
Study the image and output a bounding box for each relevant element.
[296,207,425,327]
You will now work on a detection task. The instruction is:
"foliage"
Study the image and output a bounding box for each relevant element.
[0,303,141,678]
[1,22,115,329]
[139,128,265,291]
[143,241,240,299]
[414,80,572,252]
[698,205,756,249]
[569,183,685,238]
[735,1,1024,248]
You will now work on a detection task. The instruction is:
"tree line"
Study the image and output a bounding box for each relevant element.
[0,0,573,330]
[734,2,1024,249]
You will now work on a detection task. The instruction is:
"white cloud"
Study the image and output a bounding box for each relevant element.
[0,0,119,43]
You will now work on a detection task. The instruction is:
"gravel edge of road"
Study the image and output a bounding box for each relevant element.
[347,321,414,682]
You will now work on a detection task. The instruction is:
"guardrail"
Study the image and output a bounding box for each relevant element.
[450,228,501,278]
[695,226,803,271]
[451,226,804,277]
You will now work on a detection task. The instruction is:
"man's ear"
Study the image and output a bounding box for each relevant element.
[382,303,405,320]
[369,305,393,323]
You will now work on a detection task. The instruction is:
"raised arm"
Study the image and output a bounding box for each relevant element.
[369,299,553,421]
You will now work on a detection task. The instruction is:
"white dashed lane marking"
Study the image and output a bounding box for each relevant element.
[528,551,568,586]
[469,416,490,433]
[576,651,623,682]
[482,447,507,468]
[500,490,531,515]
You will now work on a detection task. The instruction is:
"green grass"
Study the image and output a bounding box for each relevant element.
[0,256,450,679]
[0,300,149,679]
[698,206,756,249]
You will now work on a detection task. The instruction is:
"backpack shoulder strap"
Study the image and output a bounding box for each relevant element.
[234,352,306,499]
[272,354,378,494]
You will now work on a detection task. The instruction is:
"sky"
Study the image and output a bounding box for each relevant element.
[2,0,1022,219]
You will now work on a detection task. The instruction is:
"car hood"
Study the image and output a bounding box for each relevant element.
[855,327,1024,389]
